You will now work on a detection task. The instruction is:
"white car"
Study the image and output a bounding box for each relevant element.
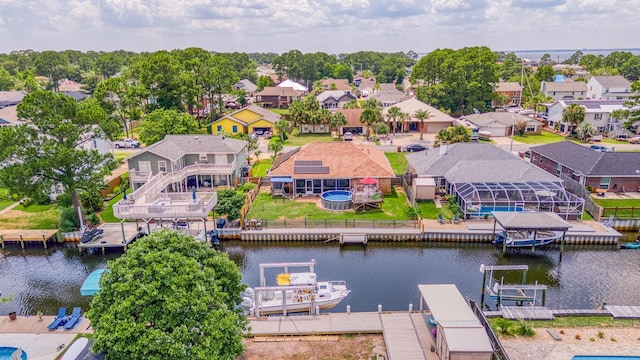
[114,138,140,148]
[343,132,353,141]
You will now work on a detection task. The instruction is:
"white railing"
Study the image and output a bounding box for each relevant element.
[114,192,217,219]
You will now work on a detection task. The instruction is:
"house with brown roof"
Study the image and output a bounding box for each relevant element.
[255,86,303,108]
[382,98,453,133]
[586,76,633,100]
[540,81,588,101]
[320,78,352,92]
[0,91,26,107]
[493,82,522,107]
[268,142,396,196]
[335,108,367,136]
[0,105,20,126]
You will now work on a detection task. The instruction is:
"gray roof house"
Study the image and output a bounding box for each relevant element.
[462,112,543,137]
[586,76,632,101]
[530,141,640,193]
[0,91,26,107]
[316,90,356,110]
[233,79,258,95]
[371,84,410,107]
[114,135,248,221]
[540,81,588,101]
[406,142,584,219]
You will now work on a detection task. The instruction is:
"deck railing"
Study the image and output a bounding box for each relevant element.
[113,192,217,220]
[249,219,418,230]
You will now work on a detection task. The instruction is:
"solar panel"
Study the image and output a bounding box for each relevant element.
[294,160,323,166]
[294,166,330,174]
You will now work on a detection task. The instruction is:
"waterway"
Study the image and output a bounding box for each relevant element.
[1,232,639,316]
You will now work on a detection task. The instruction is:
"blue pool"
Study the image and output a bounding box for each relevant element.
[468,205,527,217]
[0,347,27,360]
[573,357,640,360]
[320,190,352,211]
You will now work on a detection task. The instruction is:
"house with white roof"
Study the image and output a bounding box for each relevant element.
[547,100,630,134]
[586,76,633,100]
[276,79,308,95]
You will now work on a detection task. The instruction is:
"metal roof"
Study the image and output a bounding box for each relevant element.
[492,212,571,231]
[438,324,494,353]
[417,284,478,322]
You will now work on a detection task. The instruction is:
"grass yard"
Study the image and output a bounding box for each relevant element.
[113,150,136,164]
[0,203,59,229]
[384,152,408,175]
[490,316,637,331]
[251,159,273,177]
[514,131,566,144]
[284,133,340,146]
[593,197,640,218]
[0,199,14,212]
[100,192,125,223]
[269,109,290,116]
[416,201,455,220]
[246,187,412,220]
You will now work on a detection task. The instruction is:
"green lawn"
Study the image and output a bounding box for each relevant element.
[251,159,273,177]
[0,199,14,212]
[514,131,566,144]
[490,316,637,332]
[247,188,412,220]
[416,201,454,220]
[284,133,340,146]
[384,152,408,175]
[100,192,125,223]
[113,150,135,164]
[0,203,59,229]
[593,198,640,218]
[269,109,290,115]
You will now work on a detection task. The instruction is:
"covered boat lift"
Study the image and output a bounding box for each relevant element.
[492,212,571,259]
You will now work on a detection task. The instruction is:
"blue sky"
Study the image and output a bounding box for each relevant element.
[0,0,637,54]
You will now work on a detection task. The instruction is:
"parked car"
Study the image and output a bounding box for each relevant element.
[264,131,273,139]
[589,145,612,152]
[114,138,140,148]
[628,136,640,144]
[406,144,427,152]
[343,132,353,141]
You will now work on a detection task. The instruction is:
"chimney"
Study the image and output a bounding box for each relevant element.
[439,142,447,155]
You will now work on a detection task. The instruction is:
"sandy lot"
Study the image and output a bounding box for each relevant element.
[500,327,640,360]
[240,334,386,360]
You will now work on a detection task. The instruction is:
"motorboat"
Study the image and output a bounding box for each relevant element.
[241,261,350,316]
[80,269,108,296]
[478,130,492,140]
[492,229,563,248]
[620,241,640,249]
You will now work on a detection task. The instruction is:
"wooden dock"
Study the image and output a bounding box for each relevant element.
[0,316,91,335]
[0,229,58,249]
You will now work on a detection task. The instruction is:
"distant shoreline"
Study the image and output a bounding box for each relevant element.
[502,48,640,53]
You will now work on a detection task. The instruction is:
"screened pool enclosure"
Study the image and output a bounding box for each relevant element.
[453,181,584,220]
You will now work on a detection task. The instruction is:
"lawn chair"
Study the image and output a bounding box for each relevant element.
[63,307,82,330]
[453,214,461,224]
[47,307,68,330]
[438,213,446,224]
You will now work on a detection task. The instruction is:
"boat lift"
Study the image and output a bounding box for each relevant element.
[253,260,318,317]
[479,264,548,310]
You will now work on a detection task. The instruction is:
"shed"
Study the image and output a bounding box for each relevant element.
[418,284,494,360]
[413,177,436,200]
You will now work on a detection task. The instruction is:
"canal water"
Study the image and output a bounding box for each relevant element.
[1,233,639,316]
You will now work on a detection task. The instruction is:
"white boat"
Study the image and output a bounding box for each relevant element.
[493,229,563,248]
[241,261,350,316]
[478,130,492,140]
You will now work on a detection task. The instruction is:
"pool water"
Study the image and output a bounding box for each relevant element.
[320,190,352,211]
[321,190,352,201]
[0,347,27,360]
[468,205,527,217]
[573,357,640,360]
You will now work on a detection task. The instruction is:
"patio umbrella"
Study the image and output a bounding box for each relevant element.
[360,177,378,185]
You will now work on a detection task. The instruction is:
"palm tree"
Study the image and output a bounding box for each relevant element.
[360,108,382,139]
[414,109,433,140]
[386,106,403,135]
[562,103,585,135]
[289,99,305,127]
[330,112,347,138]
[577,121,596,142]
[435,125,470,146]
[274,119,290,142]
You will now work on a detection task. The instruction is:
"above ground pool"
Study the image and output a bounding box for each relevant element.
[573,357,640,360]
[0,347,27,360]
[320,190,352,211]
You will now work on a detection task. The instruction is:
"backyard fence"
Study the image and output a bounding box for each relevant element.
[602,206,640,219]
[468,297,510,360]
[401,175,416,206]
[239,184,261,228]
[560,174,602,220]
[253,219,418,229]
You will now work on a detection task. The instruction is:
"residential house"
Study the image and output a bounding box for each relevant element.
[358,78,377,97]
[0,105,20,126]
[406,142,584,220]
[530,141,640,193]
[268,142,395,196]
[233,79,258,96]
[547,100,629,134]
[493,82,522,107]
[382,98,453,133]
[540,81,588,101]
[320,78,352,92]
[210,104,281,136]
[276,79,308,95]
[126,134,248,191]
[58,79,85,92]
[371,83,409,107]
[522,59,539,68]
[461,112,543,137]
[552,64,588,80]
[335,108,367,136]
[586,76,633,100]
[0,91,26,107]
[255,86,303,108]
[316,90,356,110]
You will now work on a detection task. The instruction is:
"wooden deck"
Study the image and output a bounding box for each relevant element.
[0,316,91,335]
[0,229,58,249]
[500,306,555,320]
[605,305,640,318]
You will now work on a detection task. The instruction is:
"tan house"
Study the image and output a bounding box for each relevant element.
[493,82,522,107]
[462,112,543,137]
[255,86,303,108]
[268,142,395,196]
[335,108,367,136]
[320,78,352,92]
[382,98,453,133]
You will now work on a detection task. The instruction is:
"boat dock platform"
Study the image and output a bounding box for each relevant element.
[77,223,143,254]
[0,229,58,249]
[249,311,438,360]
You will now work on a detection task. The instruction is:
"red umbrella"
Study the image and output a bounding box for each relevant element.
[360,177,378,185]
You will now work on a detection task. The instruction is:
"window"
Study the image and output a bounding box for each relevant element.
[539,157,543,164]
[594,113,603,121]
[556,163,562,176]
[217,125,222,132]
[138,161,151,172]
[158,161,167,173]
[526,126,535,132]
[600,177,611,189]
[199,153,208,162]
[232,125,238,133]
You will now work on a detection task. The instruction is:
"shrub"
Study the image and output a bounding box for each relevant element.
[58,206,80,232]
[493,318,514,335]
[406,206,421,220]
[86,213,101,227]
[589,337,595,342]
[610,337,617,342]
[515,321,535,337]
[598,331,604,338]
[575,334,582,340]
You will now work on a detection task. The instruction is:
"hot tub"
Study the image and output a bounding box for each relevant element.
[0,347,27,360]
[320,190,352,211]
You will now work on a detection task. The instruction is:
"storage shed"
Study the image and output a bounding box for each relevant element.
[413,177,436,200]
[418,284,494,360]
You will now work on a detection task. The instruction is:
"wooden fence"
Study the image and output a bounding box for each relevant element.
[560,174,602,220]
[602,206,640,219]
[238,184,261,228]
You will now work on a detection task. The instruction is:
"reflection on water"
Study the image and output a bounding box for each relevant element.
[1,234,640,315]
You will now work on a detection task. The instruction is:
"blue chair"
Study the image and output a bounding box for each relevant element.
[453,214,461,224]
[438,213,446,224]
[64,307,82,330]
[47,307,67,330]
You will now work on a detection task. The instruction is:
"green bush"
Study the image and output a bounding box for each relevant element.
[58,206,80,232]
[493,318,514,335]
[86,213,101,227]
[237,182,257,193]
[406,206,421,220]
[515,321,536,337]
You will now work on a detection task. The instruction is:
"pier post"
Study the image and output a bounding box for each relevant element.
[378,304,382,313]
[1,234,4,249]
[19,234,24,249]
[559,232,566,262]
[408,303,413,313]
[480,270,486,310]
[347,305,351,314]
[42,234,47,249]
[120,220,126,244]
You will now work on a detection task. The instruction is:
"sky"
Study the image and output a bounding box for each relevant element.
[0,0,638,55]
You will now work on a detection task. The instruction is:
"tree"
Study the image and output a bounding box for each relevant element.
[95,52,123,79]
[414,109,433,140]
[215,189,246,222]
[359,108,382,138]
[268,140,283,159]
[138,109,199,145]
[0,68,14,90]
[576,121,596,142]
[257,75,272,92]
[343,99,359,109]
[94,77,147,139]
[34,51,69,92]
[330,112,347,137]
[535,65,556,82]
[435,125,470,146]
[87,230,247,360]
[274,119,290,142]
[566,51,583,65]
[386,106,404,134]
[562,103,585,134]
[0,91,114,226]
